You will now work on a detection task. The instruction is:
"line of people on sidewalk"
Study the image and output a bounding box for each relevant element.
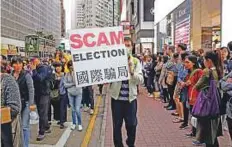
[0,50,97,147]
[139,42,232,146]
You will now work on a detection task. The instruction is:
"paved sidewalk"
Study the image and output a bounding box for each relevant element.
[104,88,232,147]
[29,86,106,147]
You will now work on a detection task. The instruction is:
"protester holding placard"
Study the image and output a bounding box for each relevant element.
[109,37,143,147]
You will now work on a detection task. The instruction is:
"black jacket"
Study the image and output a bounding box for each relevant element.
[32,64,53,96]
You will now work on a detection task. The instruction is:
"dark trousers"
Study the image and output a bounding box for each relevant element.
[1,122,13,147]
[227,117,232,141]
[82,86,94,109]
[48,98,60,121]
[111,99,137,147]
[98,84,104,94]
[189,105,196,135]
[36,95,50,135]
[60,94,68,124]
[206,138,219,147]
[183,101,189,125]
[167,84,176,109]
[144,77,147,87]
[162,88,169,103]
[147,75,154,94]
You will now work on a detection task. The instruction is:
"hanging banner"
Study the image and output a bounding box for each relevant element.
[69,26,130,87]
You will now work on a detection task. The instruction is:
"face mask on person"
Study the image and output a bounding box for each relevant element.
[126,47,133,57]
[13,64,22,72]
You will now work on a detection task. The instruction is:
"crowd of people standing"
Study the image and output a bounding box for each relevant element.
[1,50,97,147]
[139,42,232,146]
[1,39,232,147]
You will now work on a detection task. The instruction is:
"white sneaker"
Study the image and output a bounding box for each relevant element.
[78,125,83,131]
[89,109,94,115]
[148,94,153,98]
[70,124,76,130]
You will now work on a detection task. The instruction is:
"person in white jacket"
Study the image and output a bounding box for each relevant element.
[110,37,143,147]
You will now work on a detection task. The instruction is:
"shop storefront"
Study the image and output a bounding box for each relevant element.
[154,0,223,52]
[155,14,174,53]
[154,0,185,53]
[191,0,221,50]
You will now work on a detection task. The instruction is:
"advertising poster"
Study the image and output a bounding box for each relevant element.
[25,36,39,52]
[69,26,130,87]
[174,0,191,48]
[202,27,212,50]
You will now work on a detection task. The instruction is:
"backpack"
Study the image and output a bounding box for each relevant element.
[42,64,55,90]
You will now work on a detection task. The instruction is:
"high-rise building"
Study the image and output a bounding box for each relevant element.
[61,0,66,37]
[71,0,119,29]
[1,0,61,50]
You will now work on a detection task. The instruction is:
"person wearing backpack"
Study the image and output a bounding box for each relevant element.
[220,71,232,141]
[32,57,54,141]
[11,57,36,147]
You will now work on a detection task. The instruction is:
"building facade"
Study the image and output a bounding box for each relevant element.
[61,0,66,37]
[127,0,155,54]
[1,0,62,56]
[1,0,61,41]
[71,0,119,29]
[154,0,229,53]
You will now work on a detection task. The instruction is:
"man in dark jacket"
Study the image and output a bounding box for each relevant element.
[32,58,53,141]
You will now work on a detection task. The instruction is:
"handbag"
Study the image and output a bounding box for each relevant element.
[192,71,221,119]
[166,71,175,85]
[1,75,12,124]
[0,107,11,124]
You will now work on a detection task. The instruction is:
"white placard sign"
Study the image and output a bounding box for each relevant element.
[69,26,130,87]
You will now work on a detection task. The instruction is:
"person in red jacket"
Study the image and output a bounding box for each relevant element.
[182,55,203,137]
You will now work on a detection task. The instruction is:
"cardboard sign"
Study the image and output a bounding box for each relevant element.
[69,26,129,87]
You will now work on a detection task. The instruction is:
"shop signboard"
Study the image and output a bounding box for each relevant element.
[1,44,8,56]
[174,0,191,48]
[120,21,130,35]
[69,26,130,87]
[7,45,17,55]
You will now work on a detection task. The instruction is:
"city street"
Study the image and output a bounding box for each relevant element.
[29,86,106,147]
[29,86,232,147]
[1,0,232,147]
